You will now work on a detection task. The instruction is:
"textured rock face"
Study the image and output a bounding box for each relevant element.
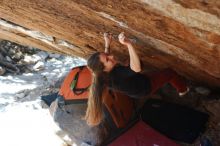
[0,0,220,87]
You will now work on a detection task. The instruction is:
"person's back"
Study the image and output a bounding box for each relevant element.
[108,64,151,98]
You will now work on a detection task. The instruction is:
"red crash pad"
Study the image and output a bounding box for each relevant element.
[109,121,180,146]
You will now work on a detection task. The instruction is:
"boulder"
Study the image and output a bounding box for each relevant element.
[0,0,220,87]
[50,100,107,146]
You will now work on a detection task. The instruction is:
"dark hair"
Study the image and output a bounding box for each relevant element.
[85,52,107,126]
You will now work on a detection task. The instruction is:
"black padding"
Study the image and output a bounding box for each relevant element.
[141,99,209,143]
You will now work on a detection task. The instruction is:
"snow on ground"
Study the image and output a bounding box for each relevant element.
[0,54,86,146]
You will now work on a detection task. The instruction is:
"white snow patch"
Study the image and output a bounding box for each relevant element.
[0,53,86,146]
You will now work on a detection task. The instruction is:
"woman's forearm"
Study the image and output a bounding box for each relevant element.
[104,33,112,54]
[127,44,141,72]
[118,32,141,72]
[104,41,110,54]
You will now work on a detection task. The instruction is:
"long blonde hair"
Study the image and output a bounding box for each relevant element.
[85,52,107,126]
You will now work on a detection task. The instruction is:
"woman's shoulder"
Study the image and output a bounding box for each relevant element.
[110,64,135,78]
[112,64,131,71]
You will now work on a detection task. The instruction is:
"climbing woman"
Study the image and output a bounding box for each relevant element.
[85,32,189,126]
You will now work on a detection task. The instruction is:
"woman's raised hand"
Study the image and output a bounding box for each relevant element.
[118,32,131,46]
